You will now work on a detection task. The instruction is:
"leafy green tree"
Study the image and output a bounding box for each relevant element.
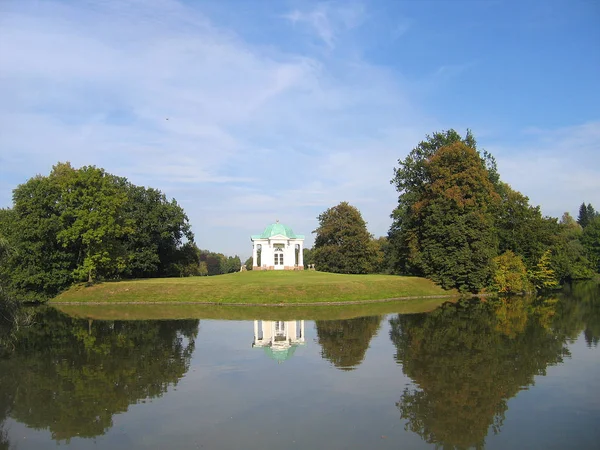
[407,142,500,291]
[198,250,227,276]
[529,250,560,290]
[312,202,379,274]
[582,216,600,272]
[0,163,196,300]
[370,236,388,273]
[315,316,382,370]
[54,164,133,283]
[199,261,209,276]
[1,172,78,301]
[122,185,193,278]
[388,129,498,275]
[387,129,583,292]
[550,213,594,282]
[495,182,559,269]
[225,255,242,273]
[491,251,533,294]
[244,256,253,271]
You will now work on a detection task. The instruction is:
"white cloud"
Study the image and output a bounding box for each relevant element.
[284,2,365,49]
[0,0,597,259]
[0,0,424,257]
[491,121,600,218]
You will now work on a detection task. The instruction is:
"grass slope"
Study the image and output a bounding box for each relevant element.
[54,297,453,321]
[52,271,454,305]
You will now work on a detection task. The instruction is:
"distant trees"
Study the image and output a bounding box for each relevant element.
[312,202,380,274]
[172,244,243,277]
[302,247,314,269]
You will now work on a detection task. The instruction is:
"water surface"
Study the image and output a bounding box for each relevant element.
[1,283,599,449]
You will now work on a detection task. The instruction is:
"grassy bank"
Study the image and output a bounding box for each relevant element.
[54,296,453,321]
[51,270,455,305]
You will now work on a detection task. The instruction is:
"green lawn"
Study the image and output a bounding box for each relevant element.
[54,297,453,321]
[51,270,455,305]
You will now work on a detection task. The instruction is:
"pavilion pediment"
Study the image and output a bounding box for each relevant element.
[268,234,290,240]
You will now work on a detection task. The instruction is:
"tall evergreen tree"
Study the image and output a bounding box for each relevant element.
[578,202,598,228]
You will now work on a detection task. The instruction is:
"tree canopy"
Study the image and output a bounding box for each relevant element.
[388,129,599,292]
[0,162,194,301]
[312,202,379,274]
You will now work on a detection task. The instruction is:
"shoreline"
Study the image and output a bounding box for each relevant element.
[50,292,479,307]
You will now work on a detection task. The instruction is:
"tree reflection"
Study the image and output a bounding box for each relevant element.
[315,316,382,370]
[0,307,198,442]
[390,296,574,449]
[558,280,600,347]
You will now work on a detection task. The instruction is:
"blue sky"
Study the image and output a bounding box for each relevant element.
[1,0,598,258]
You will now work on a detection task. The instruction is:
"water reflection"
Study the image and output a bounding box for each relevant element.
[0,308,197,443]
[315,316,382,370]
[252,320,305,363]
[0,283,598,449]
[557,280,600,347]
[389,292,599,449]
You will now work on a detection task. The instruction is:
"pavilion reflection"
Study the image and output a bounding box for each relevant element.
[252,320,305,363]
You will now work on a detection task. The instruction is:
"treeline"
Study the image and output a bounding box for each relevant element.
[312,130,600,293]
[0,163,239,302]
[175,245,243,277]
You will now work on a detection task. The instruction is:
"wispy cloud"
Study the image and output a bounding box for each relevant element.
[284,2,365,49]
[491,121,600,217]
[0,0,422,255]
[0,0,597,257]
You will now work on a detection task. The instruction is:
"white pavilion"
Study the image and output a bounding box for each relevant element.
[251,221,305,270]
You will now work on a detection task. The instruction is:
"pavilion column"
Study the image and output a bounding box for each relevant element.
[298,242,304,269]
[252,243,258,268]
[253,320,259,345]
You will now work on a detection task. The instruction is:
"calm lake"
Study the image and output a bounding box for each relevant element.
[1,282,599,449]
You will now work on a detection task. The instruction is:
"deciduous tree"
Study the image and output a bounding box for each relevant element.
[491,251,532,294]
[312,202,378,274]
[388,129,498,275]
[406,142,500,291]
[582,216,600,272]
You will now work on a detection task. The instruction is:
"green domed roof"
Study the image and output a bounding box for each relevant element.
[251,221,305,240]
[263,345,297,363]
